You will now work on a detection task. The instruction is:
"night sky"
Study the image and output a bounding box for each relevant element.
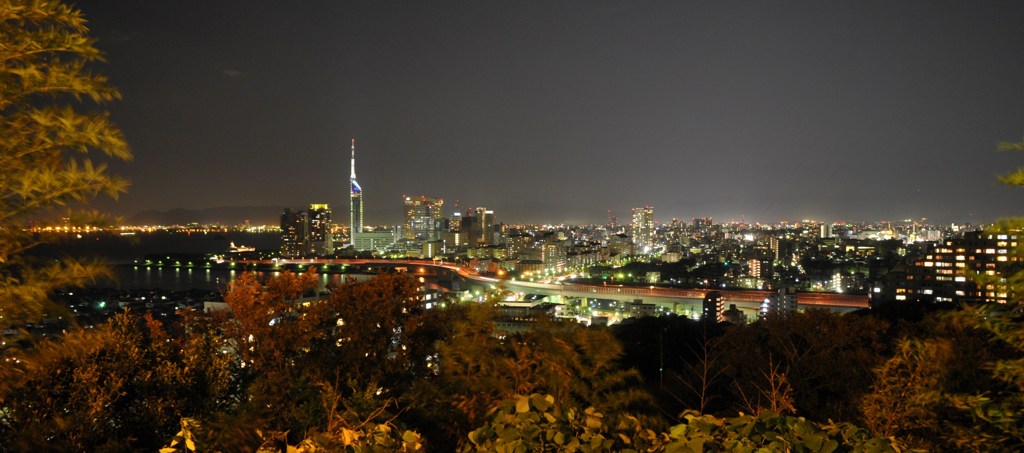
[77,1,1024,226]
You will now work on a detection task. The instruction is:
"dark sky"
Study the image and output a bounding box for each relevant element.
[77,1,1024,225]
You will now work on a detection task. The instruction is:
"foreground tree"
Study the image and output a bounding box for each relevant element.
[190,270,460,449]
[861,139,1024,451]
[715,310,891,423]
[408,303,655,450]
[0,313,233,451]
[0,0,131,331]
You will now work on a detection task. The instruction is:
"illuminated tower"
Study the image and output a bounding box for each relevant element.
[349,138,363,238]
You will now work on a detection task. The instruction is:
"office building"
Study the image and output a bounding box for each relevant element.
[403,195,444,242]
[462,207,495,247]
[280,208,308,258]
[475,207,495,246]
[308,203,333,256]
[353,228,396,254]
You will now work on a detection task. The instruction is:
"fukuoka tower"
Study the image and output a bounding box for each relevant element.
[349,138,363,238]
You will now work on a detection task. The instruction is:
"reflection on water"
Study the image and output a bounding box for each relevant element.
[114,266,234,292]
[112,266,358,292]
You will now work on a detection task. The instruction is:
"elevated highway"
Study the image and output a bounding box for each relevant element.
[231,258,869,314]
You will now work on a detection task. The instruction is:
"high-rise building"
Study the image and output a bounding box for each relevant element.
[450,211,462,233]
[349,138,363,239]
[632,206,654,252]
[461,213,477,248]
[541,242,566,273]
[280,208,308,258]
[403,195,444,241]
[467,207,494,246]
[475,207,495,245]
[820,223,834,239]
[693,217,712,232]
[308,203,333,256]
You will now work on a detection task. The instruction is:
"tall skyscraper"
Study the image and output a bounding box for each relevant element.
[474,207,494,246]
[349,138,363,238]
[632,206,654,252]
[403,195,444,241]
[280,208,308,258]
[308,203,333,256]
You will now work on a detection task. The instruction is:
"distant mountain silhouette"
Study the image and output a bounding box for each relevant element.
[127,206,286,226]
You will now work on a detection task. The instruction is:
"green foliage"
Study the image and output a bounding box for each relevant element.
[669,410,901,453]
[997,139,1024,186]
[160,410,425,452]
[462,394,901,453]
[463,393,667,452]
[0,0,131,330]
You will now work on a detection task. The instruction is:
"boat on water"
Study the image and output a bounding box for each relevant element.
[228,242,255,253]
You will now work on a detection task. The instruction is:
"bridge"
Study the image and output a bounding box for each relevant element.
[230,258,869,315]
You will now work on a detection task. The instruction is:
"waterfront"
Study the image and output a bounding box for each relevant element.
[112,265,358,292]
[29,231,281,264]
[29,231,282,291]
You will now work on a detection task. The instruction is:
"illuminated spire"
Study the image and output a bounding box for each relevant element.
[350,138,356,179]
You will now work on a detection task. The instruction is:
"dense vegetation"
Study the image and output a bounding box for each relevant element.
[1,268,1022,452]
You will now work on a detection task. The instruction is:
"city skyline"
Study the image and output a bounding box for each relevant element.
[78,1,1024,225]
